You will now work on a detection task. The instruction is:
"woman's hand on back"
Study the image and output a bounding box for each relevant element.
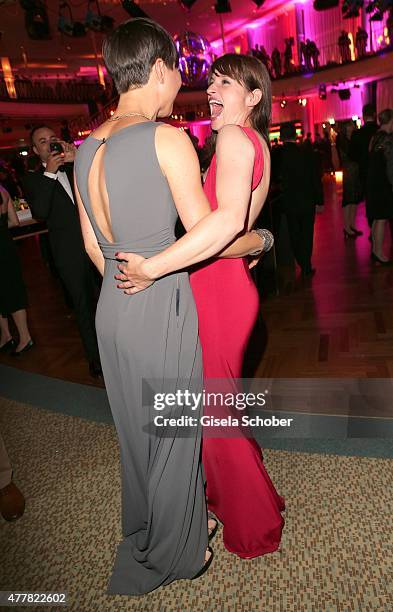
[115,253,155,294]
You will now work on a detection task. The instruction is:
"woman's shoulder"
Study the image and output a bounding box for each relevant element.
[155,123,198,154]
[216,125,255,157]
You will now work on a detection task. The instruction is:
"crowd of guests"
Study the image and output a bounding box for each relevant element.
[336,104,393,264]
[247,18,393,80]
[1,104,392,375]
[0,125,102,377]
[0,78,110,106]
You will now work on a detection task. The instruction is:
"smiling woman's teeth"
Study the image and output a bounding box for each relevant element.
[209,100,223,119]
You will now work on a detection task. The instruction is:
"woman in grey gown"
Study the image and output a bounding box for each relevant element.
[74,19,264,595]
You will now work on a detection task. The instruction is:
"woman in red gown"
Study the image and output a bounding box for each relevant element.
[190,54,285,558]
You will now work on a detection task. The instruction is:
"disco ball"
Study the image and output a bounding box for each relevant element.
[175,31,214,88]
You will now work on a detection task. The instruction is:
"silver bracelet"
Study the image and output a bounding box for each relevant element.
[249,229,274,256]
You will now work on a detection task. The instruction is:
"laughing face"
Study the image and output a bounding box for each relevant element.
[207,71,256,131]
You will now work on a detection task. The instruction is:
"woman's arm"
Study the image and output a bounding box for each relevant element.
[0,186,19,227]
[116,124,255,292]
[74,173,105,276]
[218,231,264,258]
[0,186,7,216]
[7,197,20,228]
[174,132,263,259]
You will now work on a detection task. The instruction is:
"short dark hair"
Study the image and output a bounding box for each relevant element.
[102,18,178,94]
[378,108,393,126]
[362,103,376,120]
[30,124,53,145]
[280,122,297,142]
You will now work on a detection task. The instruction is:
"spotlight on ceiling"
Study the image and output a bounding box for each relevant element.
[58,1,87,37]
[179,0,199,8]
[85,0,114,33]
[215,0,232,13]
[19,0,51,40]
[252,0,266,7]
[313,0,339,9]
[122,0,150,18]
[338,88,351,100]
[342,0,364,19]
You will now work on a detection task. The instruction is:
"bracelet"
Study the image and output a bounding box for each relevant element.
[249,228,274,256]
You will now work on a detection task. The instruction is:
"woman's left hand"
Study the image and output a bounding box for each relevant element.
[115,252,155,294]
[248,253,263,269]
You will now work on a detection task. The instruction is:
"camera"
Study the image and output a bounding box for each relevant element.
[49,141,64,155]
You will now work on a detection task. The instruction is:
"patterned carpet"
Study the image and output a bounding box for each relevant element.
[1,397,392,612]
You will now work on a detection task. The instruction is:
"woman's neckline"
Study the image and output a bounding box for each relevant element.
[90,120,154,143]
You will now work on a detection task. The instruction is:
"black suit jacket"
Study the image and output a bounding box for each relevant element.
[278,142,323,214]
[22,163,86,270]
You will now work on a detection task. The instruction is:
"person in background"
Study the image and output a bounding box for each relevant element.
[0,184,33,355]
[366,108,393,265]
[0,432,25,522]
[336,122,363,237]
[0,164,23,201]
[23,126,102,377]
[304,132,313,149]
[349,104,378,201]
[60,119,72,143]
[278,121,323,277]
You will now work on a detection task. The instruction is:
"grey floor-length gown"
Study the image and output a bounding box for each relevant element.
[75,121,207,595]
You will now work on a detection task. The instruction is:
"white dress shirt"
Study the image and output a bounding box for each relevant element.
[43,163,75,205]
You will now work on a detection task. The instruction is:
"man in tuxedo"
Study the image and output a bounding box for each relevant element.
[23,125,101,377]
[278,122,323,277]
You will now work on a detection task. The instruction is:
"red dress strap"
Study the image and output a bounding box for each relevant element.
[239,126,264,190]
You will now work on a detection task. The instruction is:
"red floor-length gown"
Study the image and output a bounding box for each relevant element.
[190,126,285,558]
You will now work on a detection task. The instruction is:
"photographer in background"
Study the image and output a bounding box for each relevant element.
[23,126,101,378]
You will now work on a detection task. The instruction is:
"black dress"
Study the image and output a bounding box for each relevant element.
[366,131,393,221]
[0,212,27,315]
[336,133,362,207]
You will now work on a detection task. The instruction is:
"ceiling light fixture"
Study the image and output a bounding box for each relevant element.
[122,0,150,18]
[20,0,51,40]
[179,0,199,9]
[85,0,114,34]
[58,2,87,37]
[215,0,232,14]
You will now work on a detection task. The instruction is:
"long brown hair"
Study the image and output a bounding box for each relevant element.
[210,53,272,146]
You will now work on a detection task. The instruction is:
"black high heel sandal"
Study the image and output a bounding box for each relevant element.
[11,339,34,356]
[371,252,392,266]
[191,546,214,580]
[0,338,15,353]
